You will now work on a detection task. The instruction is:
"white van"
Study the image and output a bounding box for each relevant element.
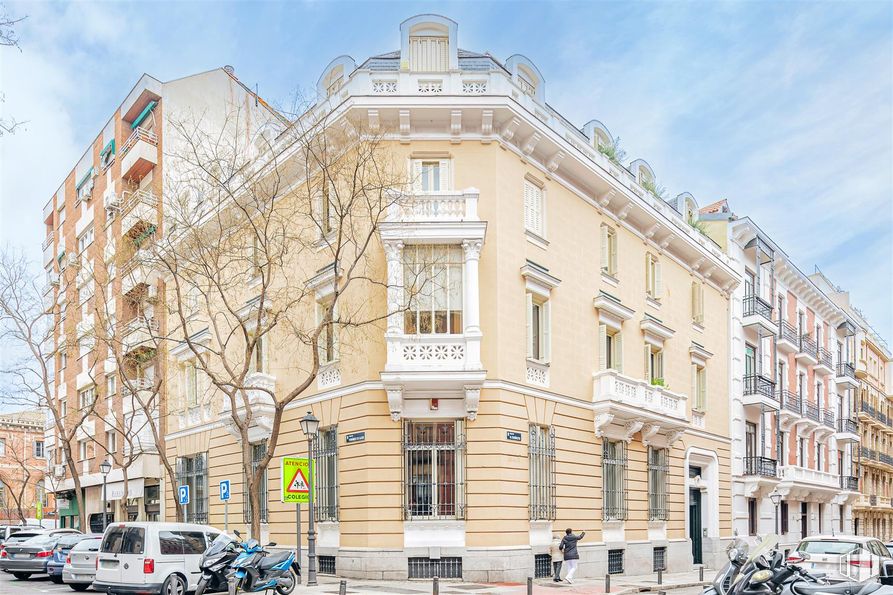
[93,522,220,595]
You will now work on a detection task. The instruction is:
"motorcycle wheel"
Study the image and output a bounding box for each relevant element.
[275,567,299,595]
[228,577,242,595]
[195,577,208,595]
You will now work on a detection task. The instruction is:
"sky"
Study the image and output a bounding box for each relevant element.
[1,0,891,345]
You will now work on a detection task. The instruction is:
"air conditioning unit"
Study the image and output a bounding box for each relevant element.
[49,271,60,286]
[53,464,65,478]
[67,252,80,268]
[104,189,120,211]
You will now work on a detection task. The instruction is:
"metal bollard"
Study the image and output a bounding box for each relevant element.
[527,576,533,594]
[605,573,611,593]
[339,579,347,595]
[433,575,439,595]
[657,569,663,585]
[700,565,705,582]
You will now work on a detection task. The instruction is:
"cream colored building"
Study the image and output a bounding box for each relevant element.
[161,15,740,581]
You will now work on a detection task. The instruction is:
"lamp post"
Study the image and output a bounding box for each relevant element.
[769,489,782,536]
[100,459,112,532]
[299,411,320,587]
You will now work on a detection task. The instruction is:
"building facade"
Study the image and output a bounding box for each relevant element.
[161,15,740,582]
[0,410,51,524]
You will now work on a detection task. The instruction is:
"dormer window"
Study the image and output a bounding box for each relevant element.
[325,66,344,97]
[410,33,449,72]
[517,66,538,97]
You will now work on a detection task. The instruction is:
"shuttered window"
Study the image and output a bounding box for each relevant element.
[598,324,623,373]
[409,36,449,72]
[526,293,550,363]
[691,281,705,324]
[646,253,662,298]
[601,224,618,276]
[524,180,544,237]
[645,346,664,384]
[411,159,450,193]
[317,299,338,364]
[692,364,707,411]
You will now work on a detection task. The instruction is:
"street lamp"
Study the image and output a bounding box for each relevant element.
[299,411,320,587]
[100,459,112,532]
[769,489,782,536]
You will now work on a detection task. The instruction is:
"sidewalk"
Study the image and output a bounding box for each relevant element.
[290,569,713,595]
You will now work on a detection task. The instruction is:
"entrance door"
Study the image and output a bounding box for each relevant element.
[801,502,809,539]
[689,488,703,564]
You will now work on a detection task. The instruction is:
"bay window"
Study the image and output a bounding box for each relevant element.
[403,245,463,335]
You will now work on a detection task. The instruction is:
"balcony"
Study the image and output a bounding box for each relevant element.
[218,372,277,442]
[836,362,859,390]
[742,294,777,336]
[776,321,799,354]
[871,495,879,506]
[834,417,860,444]
[840,475,859,492]
[815,348,834,376]
[121,189,159,238]
[881,452,893,466]
[778,465,842,498]
[591,369,689,442]
[123,316,159,354]
[744,456,778,478]
[120,127,158,181]
[742,374,778,410]
[796,335,818,366]
[43,235,55,265]
[821,408,836,429]
[803,400,821,425]
[386,189,479,223]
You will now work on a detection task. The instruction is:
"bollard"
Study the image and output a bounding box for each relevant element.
[433,575,439,595]
[527,576,533,595]
[700,565,705,582]
[605,573,611,593]
[339,579,347,595]
[657,569,663,585]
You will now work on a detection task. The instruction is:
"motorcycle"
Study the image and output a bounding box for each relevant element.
[195,533,240,595]
[226,530,300,595]
[703,537,752,595]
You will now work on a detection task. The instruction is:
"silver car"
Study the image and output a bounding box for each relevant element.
[63,536,102,591]
[792,535,892,582]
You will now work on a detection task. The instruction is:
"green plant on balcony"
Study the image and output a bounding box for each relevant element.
[641,177,667,200]
[132,224,157,249]
[688,215,709,237]
[597,136,627,166]
[650,377,666,387]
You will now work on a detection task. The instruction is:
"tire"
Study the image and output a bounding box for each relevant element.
[274,567,299,595]
[69,584,90,592]
[162,574,187,595]
[195,577,208,595]
[13,572,32,580]
[51,575,64,584]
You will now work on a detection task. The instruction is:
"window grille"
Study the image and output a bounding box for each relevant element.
[608,549,625,574]
[534,554,552,578]
[408,557,463,579]
[603,440,627,520]
[243,441,268,523]
[313,427,339,522]
[403,421,465,520]
[529,425,556,520]
[653,547,667,572]
[648,447,669,521]
[318,556,336,575]
[175,453,208,524]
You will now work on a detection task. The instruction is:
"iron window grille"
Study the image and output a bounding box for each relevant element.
[608,549,625,574]
[318,555,336,575]
[603,440,627,520]
[243,441,268,524]
[648,447,669,521]
[529,424,556,520]
[653,547,667,572]
[313,426,339,522]
[175,452,208,524]
[408,557,463,579]
[534,554,552,578]
[403,420,466,520]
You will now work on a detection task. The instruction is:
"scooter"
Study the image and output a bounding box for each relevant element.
[195,533,240,595]
[227,530,300,595]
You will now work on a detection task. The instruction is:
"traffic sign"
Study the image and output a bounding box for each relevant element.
[219,480,231,501]
[178,485,190,506]
[35,500,43,521]
[280,457,313,504]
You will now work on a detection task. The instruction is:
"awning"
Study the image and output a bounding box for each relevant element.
[131,101,157,129]
[103,478,145,501]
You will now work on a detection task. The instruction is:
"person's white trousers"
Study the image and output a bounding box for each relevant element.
[565,559,578,580]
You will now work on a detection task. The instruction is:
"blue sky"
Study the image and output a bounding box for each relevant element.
[1,0,891,344]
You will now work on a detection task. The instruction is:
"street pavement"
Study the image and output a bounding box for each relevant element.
[0,567,711,595]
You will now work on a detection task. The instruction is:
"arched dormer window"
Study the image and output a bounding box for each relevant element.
[316,56,357,99]
[629,159,656,186]
[400,14,458,72]
[674,193,699,222]
[505,55,546,103]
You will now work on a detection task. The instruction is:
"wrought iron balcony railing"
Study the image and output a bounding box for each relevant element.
[744,456,778,478]
[838,362,857,380]
[840,475,859,491]
[822,408,835,428]
[817,347,833,369]
[804,400,820,422]
[837,417,858,434]
[744,374,776,399]
[799,335,817,357]
[780,390,801,414]
[743,294,773,320]
[778,320,799,344]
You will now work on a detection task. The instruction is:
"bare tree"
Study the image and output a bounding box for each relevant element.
[0,249,100,530]
[0,433,42,522]
[0,3,26,136]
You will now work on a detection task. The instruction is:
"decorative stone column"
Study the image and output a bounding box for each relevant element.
[383,240,404,336]
[462,239,483,370]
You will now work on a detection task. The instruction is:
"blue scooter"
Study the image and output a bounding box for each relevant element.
[227,530,300,595]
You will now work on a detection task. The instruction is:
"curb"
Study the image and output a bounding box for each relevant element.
[632,580,712,592]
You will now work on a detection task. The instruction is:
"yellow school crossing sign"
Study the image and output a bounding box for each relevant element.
[280,457,313,504]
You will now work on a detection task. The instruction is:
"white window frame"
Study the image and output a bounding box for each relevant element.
[106,430,117,456]
[78,386,96,411]
[77,226,94,254]
[523,179,545,238]
[645,345,664,385]
[403,244,464,336]
[78,439,88,462]
[409,35,449,72]
[526,293,551,364]
[316,298,339,365]
[646,252,662,299]
[691,280,705,325]
[248,333,268,375]
[601,224,618,277]
[184,360,199,408]
[598,324,623,373]
[692,364,707,411]
[411,158,451,193]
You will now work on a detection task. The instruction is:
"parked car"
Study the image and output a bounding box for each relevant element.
[63,536,103,591]
[0,525,43,545]
[0,528,81,573]
[0,531,83,580]
[48,534,102,583]
[886,543,893,557]
[93,522,221,595]
[790,535,893,582]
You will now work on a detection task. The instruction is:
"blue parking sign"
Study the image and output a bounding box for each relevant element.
[219,480,231,501]
[178,485,190,505]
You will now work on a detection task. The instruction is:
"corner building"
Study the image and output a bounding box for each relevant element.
[162,15,741,581]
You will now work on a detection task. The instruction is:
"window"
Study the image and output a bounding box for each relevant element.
[818,503,824,533]
[692,364,707,411]
[798,437,806,467]
[313,427,339,522]
[403,245,463,335]
[607,549,624,574]
[747,498,757,535]
[60,350,67,370]
[648,447,668,521]
[409,35,448,72]
[744,344,756,376]
[412,159,450,193]
[598,325,623,373]
[106,431,117,456]
[526,293,551,363]
[653,547,667,572]
[691,281,705,324]
[318,179,335,235]
[816,443,823,470]
[34,440,45,459]
[529,425,556,520]
[403,420,465,519]
[318,556,336,575]
[183,361,198,408]
[78,387,96,411]
[243,442,268,524]
[0,438,5,456]
[101,526,144,554]
[77,226,94,254]
[645,345,664,384]
[78,439,88,461]
[601,225,618,277]
[176,453,208,523]
[248,333,267,374]
[408,557,463,579]
[780,501,789,534]
[159,531,206,555]
[603,440,627,520]
[523,180,544,237]
[645,253,662,299]
[534,553,552,578]
[317,300,338,364]
[60,399,67,421]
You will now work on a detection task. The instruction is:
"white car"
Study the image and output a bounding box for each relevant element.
[92,522,221,595]
[790,535,893,583]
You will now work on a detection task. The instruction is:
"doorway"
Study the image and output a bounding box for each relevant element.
[689,488,703,564]
[800,502,808,539]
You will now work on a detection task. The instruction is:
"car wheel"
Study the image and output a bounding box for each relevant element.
[51,575,64,583]
[162,574,187,595]
[69,584,90,592]
[13,572,32,580]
